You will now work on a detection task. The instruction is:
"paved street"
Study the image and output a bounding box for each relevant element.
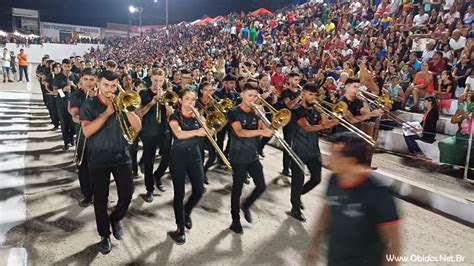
[0,78,473,265]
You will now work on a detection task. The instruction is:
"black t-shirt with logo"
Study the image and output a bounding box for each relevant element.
[280,87,301,131]
[291,103,321,162]
[169,111,204,150]
[79,96,132,169]
[228,105,260,164]
[139,89,168,137]
[325,173,399,266]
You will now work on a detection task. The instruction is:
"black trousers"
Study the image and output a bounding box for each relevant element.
[282,126,293,171]
[216,125,230,161]
[141,133,171,192]
[169,147,204,227]
[19,65,29,82]
[201,138,217,172]
[230,160,266,221]
[89,164,134,237]
[77,136,93,199]
[130,138,139,175]
[290,155,322,210]
[47,95,60,127]
[56,98,75,144]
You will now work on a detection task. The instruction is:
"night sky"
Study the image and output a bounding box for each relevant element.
[2,0,291,27]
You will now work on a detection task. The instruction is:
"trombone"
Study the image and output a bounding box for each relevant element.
[73,88,96,166]
[156,80,179,123]
[190,106,233,172]
[257,95,292,128]
[251,103,306,173]
[357,89,420,132]
[209,94,234,114]
[314,98,376,146]
[195,99,228,133]
[110,86,142,144]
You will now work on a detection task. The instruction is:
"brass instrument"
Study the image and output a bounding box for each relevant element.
[190,106,233,172]
[111,86,142,144]
[156,80,179,122]
[73,87,96,166]
[209,94,234,114]
[315,98,376,146]
[357,89,420,133]
[257,95,292,128]
[251,103,306,173]
[196,99,228,133]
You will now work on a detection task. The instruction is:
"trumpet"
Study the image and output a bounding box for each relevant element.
[73,87,97,166]
[257,95,292,129]
[111,86,141,144]
[251,103,306,173]
[190,107,233,172]
[314,98,376,146]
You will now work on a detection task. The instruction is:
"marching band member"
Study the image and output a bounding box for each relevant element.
[227,81,273,234]
[214,75,240,165]
[136,69,172,203]
[280,71,303,176]
[168,88,208,244]
[79,70,142,254]
[196,81,218,184]
[289,83,338,222]
[68,68,97,207]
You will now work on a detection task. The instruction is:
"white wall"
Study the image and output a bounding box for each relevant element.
[5,43,104,63]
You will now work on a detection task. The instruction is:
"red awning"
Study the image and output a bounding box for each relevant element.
[196,17,214,25]
[250,8,273,16]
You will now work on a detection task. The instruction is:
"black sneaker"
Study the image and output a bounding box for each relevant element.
[204,175,210,185]
[111,221,124,240]
[241,206,252,223]
[79,197,92,207]
[184,213,192,229]
[169,227,186,244]
[98,236,112,254]
[229,220,243,234]
[290,209,306,222]
[144,191,154,203]
[132,173,142,180]
[157,180,166,192]
[244,174,251,185]
[63,145,69,151]
[8,80,14,83]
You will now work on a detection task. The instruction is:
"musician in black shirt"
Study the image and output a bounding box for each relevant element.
[68,68,97,207]
[336,78,383,132]
[289,83,338,222]
[52,59,79,150]
[227,82,273,234]
[196,82,218,184]
[304,132,401,266]
[168,88,207,244]
[136,69,172,203]
[280,71,302,176]
[79,70,142,254]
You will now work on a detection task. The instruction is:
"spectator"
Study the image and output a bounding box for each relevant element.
[17,49,29,82]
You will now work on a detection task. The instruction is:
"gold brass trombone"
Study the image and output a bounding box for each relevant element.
[256,95,292,129]
[73,88,96,166]
[314,97,376,146]
[209,94,234,114]
[156,80,178,123]
[195,99,228,133]
[111,86,141,144]
[190,106,233,172]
